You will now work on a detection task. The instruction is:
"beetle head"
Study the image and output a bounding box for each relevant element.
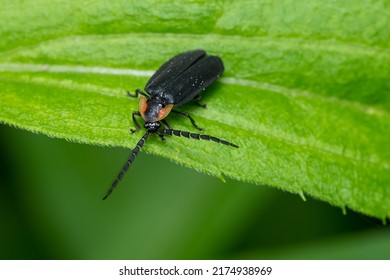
[139,95,173,122]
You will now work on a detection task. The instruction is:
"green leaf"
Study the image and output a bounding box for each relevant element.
[0,0,389,219]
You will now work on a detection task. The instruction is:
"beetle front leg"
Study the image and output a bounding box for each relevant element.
[161,119,172,130]
[127,89,149,98]
[158,133,166,142]
[172,110,203,131]
[127,90,137,98]
[130,111,141,133]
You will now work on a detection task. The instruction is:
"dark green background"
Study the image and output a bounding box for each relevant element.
[1,124,389,259]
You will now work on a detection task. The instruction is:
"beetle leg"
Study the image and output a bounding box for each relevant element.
[127,90,137,98]
[161,119,172,130]
[127,89,149,98]
[130,111,141,133]
[194,95,207,108]
[172,110,203,131]
[157,129,166,142]
[158,134,166,142]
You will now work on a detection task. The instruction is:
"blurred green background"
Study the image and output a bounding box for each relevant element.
[1,124,389,259]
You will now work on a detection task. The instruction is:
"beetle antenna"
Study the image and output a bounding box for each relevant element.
[103,132,150,200]
[160,129,239,148]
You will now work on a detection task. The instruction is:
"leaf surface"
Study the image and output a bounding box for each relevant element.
[1,0,389,219]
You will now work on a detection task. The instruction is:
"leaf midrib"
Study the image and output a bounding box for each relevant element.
[1,62,389,116]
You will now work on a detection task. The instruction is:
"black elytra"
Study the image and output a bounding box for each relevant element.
[103,49,239,200]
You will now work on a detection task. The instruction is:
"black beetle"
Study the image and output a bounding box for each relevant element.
[103,49,238,200]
